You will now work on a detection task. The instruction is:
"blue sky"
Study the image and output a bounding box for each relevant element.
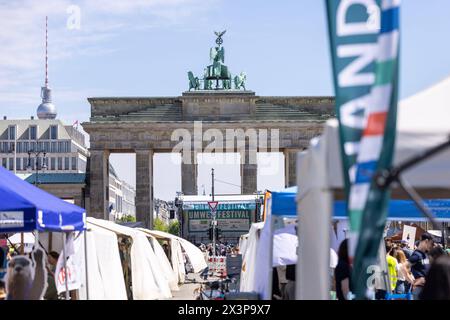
[1,0,450,200]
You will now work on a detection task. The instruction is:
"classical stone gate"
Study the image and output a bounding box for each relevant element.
[82,33,335,228]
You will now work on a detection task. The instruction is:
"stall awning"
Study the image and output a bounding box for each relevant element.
[0,166,86,232]
[270,186,450,222]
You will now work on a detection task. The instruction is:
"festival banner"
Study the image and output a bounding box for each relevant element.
[326,0,400,299]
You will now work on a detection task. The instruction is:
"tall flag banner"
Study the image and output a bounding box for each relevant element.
[326,0,400,299]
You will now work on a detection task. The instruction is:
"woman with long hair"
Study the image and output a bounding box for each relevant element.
[394,249,415,294]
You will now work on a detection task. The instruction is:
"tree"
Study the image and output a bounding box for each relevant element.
[118,214,136,223]
[154,217,168,232]
[168,220,180,236]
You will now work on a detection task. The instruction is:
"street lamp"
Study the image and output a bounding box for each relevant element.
[27,148,47,186]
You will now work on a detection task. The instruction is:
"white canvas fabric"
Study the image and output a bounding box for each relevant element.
[138,229,207,273]
[239,222,264,293]
[325,77,450,189]
[87,218,172,300]
[148,236,179,291]
[75,225,127,300]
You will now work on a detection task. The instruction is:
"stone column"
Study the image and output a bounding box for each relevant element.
[240,144,257,194]
[181,150,198,195]
[135,149,154,229]
[284,149,300,188]
[89,149,110,219]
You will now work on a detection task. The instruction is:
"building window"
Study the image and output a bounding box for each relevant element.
[9,142,14,153]
[37,141,43,152]
[50,125,58,140]
[1,158,6,168]
[23,157,28,169]
[29,125,37,140]
[24,142,29,153]
[51,157,56,170]
[16,158,21,171]
[71,157,77,170]
[16,142,22,153]
[8,158,13,170]
[58,157,63,170]
[30,141,36,152]
[44,141,50,152]
[51,142,57,153]
[65,141,70,152]
[64,157,69,170]
[8,126,16,140]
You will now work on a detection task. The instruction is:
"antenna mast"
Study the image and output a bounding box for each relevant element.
[45,16,49,87]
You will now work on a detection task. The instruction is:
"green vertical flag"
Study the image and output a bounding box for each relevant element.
[326,0,400,299]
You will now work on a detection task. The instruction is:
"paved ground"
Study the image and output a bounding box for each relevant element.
[171,273,203,300]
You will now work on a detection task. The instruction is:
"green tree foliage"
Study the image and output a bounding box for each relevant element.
[168,220,180,236]
[118,214,136,222]
[154,217,168,232]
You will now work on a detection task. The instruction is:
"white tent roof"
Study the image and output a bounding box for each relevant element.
[87,218,172,300]
[78,223,128,300]
[8,232,35,244]
[138,229,207,273]
[322,76,450,188]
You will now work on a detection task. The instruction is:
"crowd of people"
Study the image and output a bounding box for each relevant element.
[198,242,240,258]
[334,233,450,300]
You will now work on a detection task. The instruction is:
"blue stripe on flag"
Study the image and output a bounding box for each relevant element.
[355,161,378,184]
[381,7,399,34]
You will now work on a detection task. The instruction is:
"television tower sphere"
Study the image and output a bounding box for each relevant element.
[37,86,57,119]
[37,16,57,120]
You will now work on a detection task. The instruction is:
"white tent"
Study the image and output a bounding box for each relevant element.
[8,232,35,244]
[88,218,172,300]
[138,229,207,274]
[239,222,264,293]
[296,76,450,299]
[146,235,179,291]
[320,76,450,189]
[36,225,128,300]
[77,224,128,300]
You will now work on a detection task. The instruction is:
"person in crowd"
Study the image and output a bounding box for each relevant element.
[275,266,287,300]
[386,243,398,294]
[162,243,170,259]
[400,240,413,259]
[394,249,415,294]
[334,239,352,300]
[409,233,434,299]
[284,264,296,300]
[419,255,450,300]
[429,245,446,263]
[44,251,59,300]
[182,249,188,275]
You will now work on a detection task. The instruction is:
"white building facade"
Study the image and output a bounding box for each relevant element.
[0,118,88,174]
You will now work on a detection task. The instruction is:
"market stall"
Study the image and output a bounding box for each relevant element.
[0,166,86,300]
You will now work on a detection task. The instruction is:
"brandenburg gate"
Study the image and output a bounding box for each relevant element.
[82,31,335,228]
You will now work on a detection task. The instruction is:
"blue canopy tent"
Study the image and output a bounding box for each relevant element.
[271,186,450,221]
[0,166,86,299]
[0,166,86,233]
[254,186,450,300]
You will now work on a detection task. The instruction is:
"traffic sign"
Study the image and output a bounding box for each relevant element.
[208,201,218,212]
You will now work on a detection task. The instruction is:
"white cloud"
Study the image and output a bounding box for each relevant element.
[0,0,218,107]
